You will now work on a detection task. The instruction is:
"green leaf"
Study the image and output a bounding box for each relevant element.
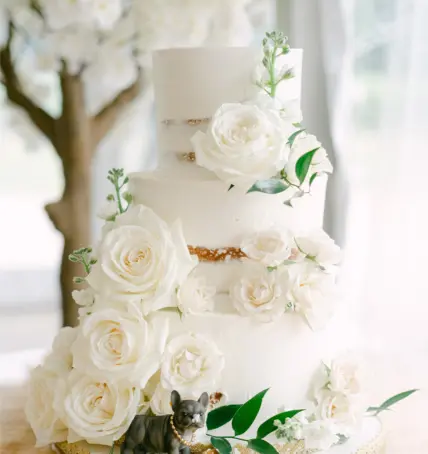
[256,409,304,439]
[207,405,241,430]
[73,276,85,284]
[247,180,288,195]
[287,129,305,147]
[309,173,318,187]
[232,388,269,436]
[68,254,79,263]
[295,148,319,184]
[210,437,232,454]
[368,389,418,415]
[247,439,278,454]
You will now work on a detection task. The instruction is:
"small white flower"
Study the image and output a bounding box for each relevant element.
[161,333,224,395]
[294,229,341,269]
[71,288,95,307]
[301,419,339,451]
[97,200,118,221]
[284,133,333,188]
[241,229,293,267]
[44,327,78,376]
[86,205,198,315]
[329,355,363,396]
[54,370,140,446]
[191,103,291,188]
[72,301,168,388]
[25,366,68,447]
[230,264,286,322]
[283,262,337,330]
[87,0,122,30]
[176,274,216,316]
[150,384,174,415]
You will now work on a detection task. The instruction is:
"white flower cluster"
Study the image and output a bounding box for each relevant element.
[0,0,257,109]
[26,204,225,447]
[274,355,365,451]
[231,228,341,329]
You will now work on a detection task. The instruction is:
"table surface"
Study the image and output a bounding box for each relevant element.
[0,386,54,454]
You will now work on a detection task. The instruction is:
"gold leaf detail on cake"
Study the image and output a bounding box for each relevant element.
[162,117,211,126]
[188,246,247,262]
[179,152,196,162]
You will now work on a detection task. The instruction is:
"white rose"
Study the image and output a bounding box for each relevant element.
[329,355,363,396]
[230,264,286,322]
[72,287,95,306]
[191,103,290,188]
[86,205,197,315]
[285,133,333,187]
[161,333,224,394]
[97,200,118,221]
[44,327,78,376]
[87,0,122,30]
[25,366,68,447]
[301,419,339,451]
[72,301,168,388]
[294,229,341,269]
[177,274,216,316]
[283,262,337,330]
[150,384,174,415]
[241,229,293,267]
[54,370,140,445]
[315,390,364,436]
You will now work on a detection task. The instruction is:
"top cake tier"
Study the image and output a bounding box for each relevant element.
[152,47,303,176]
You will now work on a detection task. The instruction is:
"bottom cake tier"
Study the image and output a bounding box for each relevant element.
[53,417,385,454]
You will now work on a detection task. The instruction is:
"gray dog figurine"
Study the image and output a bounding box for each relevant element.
[120,390,209,454]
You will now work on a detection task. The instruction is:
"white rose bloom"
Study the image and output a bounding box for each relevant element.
[241,229,293,267]
[40,0,86,30]
[161,333,224,394]
[191,103,290,188]
[72,302,168,388]
[71,287,95,307]
[150,384,173,415]
[54,370,140,445]
[87,0,122,30]
[295,229,341,269]
[44,327,78,376]
[97,200,118,221]
[177,275,216,316]
[301,419,339,451]
[230,264,286,322]
[315,390,364,436]
[283,262,337,330]
[329,355,363,396]
[285,133,333,187]
[86,205,197,315]
[25,366,68,447]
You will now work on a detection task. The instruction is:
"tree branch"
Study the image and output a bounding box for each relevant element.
[0,22,56,142]
[91,74,142,148]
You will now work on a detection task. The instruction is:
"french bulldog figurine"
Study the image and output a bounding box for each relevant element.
[120,390,209,454]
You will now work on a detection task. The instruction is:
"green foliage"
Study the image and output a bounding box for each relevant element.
[232,389,269,436]
[247,180,289,195]
[207,405,241,430]
[295,148,319,184]
[106,167,132,215]
[287,129,305,148]
[256,410,304,439]
[68,246,96,285]
[210,437,232,454]
[367,389,418,416]
[247,439,277,454]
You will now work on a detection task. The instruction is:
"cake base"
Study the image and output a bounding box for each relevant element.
[53,417,384,454]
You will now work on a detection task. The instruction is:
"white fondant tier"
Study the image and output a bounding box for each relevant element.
[152,47,303,175]
[54,418,384,454]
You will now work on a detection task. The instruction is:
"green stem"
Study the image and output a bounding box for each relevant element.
[114,179,124,214]
[206,434,248,443]
[81,255,91,275]
[268,45,278,98]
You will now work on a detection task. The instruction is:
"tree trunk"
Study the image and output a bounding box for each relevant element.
[46,73,94,327]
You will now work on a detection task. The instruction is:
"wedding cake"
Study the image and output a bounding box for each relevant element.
[25,33,402,454]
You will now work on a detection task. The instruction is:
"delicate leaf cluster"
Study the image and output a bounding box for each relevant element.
[106,168,132,219]
[68,247,97,284]
[206,388,303,454]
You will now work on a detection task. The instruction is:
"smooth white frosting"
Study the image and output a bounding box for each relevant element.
[152,47,302,175]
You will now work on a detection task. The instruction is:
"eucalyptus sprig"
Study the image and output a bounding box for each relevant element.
[256,31,293,99]
[106,168,132,217]
[205,388,303,454]
[68,247,97,284]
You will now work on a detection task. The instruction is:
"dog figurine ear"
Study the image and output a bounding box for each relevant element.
[198,392,209,410]
[171,390,181,412]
